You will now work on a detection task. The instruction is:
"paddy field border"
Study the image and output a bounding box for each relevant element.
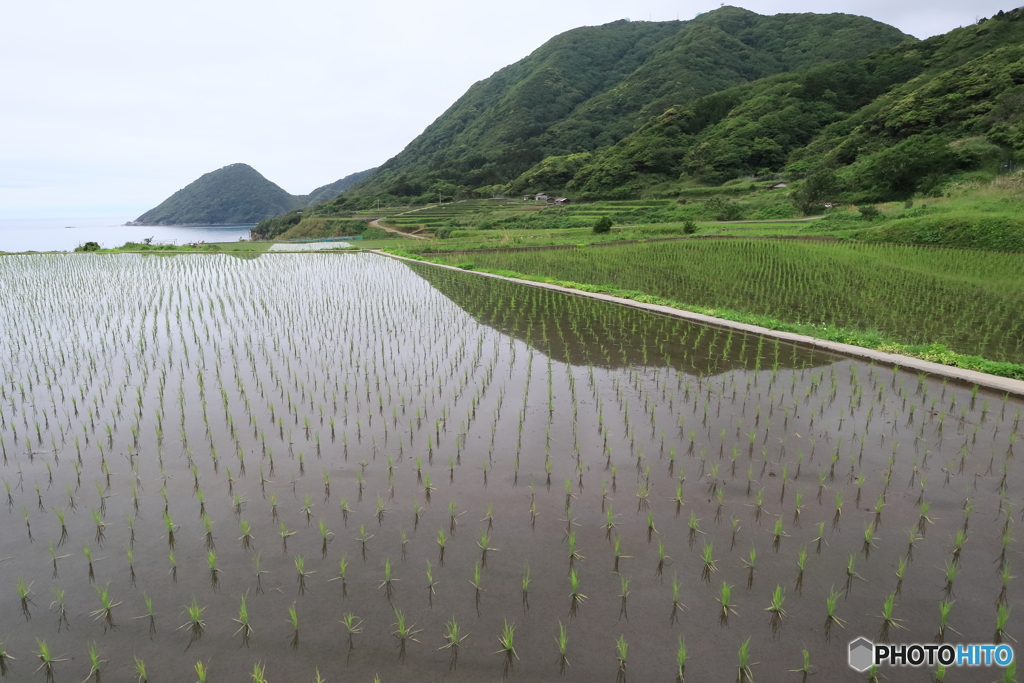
[378,250,1024,397]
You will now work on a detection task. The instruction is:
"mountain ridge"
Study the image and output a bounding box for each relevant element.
[338,7,910,203]
[132,164,376,226]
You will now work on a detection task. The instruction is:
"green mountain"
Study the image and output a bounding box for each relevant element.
[305,168,378,206]
[337,7,908,204]
[133,164,377,226]
[557,7,1024,200]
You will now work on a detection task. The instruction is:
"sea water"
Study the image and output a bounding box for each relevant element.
[0,215,253,252]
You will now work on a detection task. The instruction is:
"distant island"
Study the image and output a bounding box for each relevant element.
[130,164,375,226]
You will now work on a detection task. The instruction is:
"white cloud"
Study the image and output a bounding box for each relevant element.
[0,0,1012,217]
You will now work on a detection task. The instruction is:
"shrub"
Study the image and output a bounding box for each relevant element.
[682,219,697,234]
[858,205,880,221]
[593,216,613,234]
[75,242,101,252]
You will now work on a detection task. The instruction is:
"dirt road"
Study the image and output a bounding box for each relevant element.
[369,218,430,240]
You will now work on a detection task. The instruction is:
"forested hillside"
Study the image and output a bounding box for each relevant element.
[339,7,907,205]
[558,7,1024,200]
[134,164,302,225]
[134,164,377,225]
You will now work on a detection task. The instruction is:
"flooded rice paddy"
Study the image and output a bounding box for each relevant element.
[0,252,1021,682]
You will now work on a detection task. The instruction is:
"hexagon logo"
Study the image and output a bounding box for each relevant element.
[849,637,874,672]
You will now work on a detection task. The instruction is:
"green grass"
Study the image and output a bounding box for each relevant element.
[406,238,1024,374]
[60,241,273,256]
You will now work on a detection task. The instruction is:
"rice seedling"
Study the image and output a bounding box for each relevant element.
[83,641,105,682]
[671,482,685,516]
[436,528,447,566]
[554,621,570,675]
[201,514,216,551]
[239,519,255,551]
[88,583,120,633]
[469,560,485,615]
[0,634,14,671]
[995,524,1013,572]
[206,550,221,589]
[278,521,296,553]
[718,581,736,626]
[194,661,208,683]
[17,579,33,621]
[375,494,387,526]
[392,607,421,662]
[744,547,757,590]
[950,528,967,566]
[568,568,586,618]
[179,596,206,650]
[844,554,864,596]
[33,639,64,683]
[341,612,363,659]
[770,516,789,552]
[877,592,904,643]
[752,488,766,524]
[997,563,1013,607]
[232,592,254,647]
[495,619,518,680]
[521,563,531,613]
[933,599,957,643]
[994,604,1013,645]
[615,634,628,683]
[765,584,786,637]
[873,493,886,529]
[132,593,157,638]
[918,501,934,538]
[377,556,398,601]
[862,523,877,559]
[831,492,843,531]
[50,586,70,632]
[134,656,147,683]
[941,560,960,599]
[478,529,497,568]
[168,551,178,583]
[687,511,702,549]
[604,505,618,540]
[164,512,177,550]
[440,615,468,671]
[54,508,68,547]
[618,575,630,620]
[789,649,812,682]
[809,521,826,555]
[356,528,372,565]
[700,541,717,584]
[736,638,753,683]
[286,603,300,649]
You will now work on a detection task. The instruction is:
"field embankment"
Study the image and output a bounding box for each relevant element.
[403,238,1024,379]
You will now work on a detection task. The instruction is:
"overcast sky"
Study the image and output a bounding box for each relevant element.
[0,0,1014,220]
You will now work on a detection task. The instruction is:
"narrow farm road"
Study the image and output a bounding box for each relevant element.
[369,218,431,240]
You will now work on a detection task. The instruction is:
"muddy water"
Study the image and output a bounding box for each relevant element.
[0,252,1020,683]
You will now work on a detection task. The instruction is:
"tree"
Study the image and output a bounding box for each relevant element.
[593,216,613,234]
[791,168,839,214]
